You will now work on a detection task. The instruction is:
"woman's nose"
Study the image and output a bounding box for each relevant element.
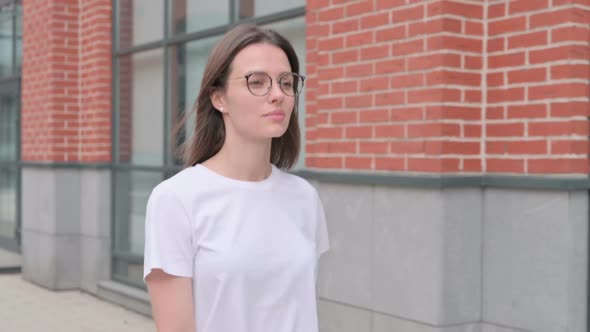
[268,80,285,103]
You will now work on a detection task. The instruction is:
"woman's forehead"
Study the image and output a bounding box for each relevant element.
[231,43,291,73]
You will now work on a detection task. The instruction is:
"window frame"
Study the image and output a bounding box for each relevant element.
[0,0,21,253]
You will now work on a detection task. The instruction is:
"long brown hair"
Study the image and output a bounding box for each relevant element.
[175,24,301,169]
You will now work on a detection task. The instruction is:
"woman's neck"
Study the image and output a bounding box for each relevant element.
[202,134,273,182]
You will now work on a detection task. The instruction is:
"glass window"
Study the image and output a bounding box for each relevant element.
[169,36,220,165]
[170,0,229,35]
[112,257,145,287]
[113,170,162,259]
[0,1,20,251]
[0,3,13,77]
[117,49,165,166]
[117,0,164,49]
[113,169,162,287]
[238,0,304,19]
[0,92,17,162]
[0,167,16,241]
[15,2,20,73]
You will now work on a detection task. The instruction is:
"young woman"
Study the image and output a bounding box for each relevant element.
[143,24,330,332]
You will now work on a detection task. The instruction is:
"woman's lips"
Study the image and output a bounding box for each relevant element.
[263,110,286,121]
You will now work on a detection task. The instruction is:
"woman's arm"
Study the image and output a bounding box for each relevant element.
[146,269,196,332]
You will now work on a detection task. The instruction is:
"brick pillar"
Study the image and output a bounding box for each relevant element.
[21,0,112,291]
[81,0,113,162]
[22,1,79,162]
[118,0,133,163]
[22,0,112,163]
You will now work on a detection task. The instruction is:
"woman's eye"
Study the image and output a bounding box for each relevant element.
[249,80,264,86]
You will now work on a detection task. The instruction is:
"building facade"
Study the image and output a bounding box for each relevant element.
[0,0,588,331]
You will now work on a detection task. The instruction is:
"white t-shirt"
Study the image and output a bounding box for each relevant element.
[143,163,330,332]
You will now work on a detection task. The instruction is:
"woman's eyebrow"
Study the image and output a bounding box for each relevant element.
[243,70,292,75]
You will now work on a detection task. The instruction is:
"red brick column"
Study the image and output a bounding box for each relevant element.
[306,0,590,176]
[486,0,590,174]
[80,0,113,162]
[118,0,133,163]
[306,0,484,173]
[22,0,112,163]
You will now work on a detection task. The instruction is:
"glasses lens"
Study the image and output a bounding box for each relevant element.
[279,73,303,96]
[247,73,271,96]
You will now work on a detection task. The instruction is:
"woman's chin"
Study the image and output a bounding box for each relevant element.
[261,124,290,138]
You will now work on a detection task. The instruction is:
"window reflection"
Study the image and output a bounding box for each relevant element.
[0,1,21,77]
[169,37,220,165]
[0,93,17,162]
[171,0,229,35]
[0,168,16,241]
[118,0,164,48]
[239,0,304,18]
[118,49,165,166]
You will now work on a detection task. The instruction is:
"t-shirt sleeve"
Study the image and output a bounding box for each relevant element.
[143,186,195,281]
[314,192,330,259]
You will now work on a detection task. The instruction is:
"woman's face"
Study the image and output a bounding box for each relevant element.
[213,42,296,141]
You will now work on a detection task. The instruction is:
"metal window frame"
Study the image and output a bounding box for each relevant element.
[0,0,21,252]
[0,79,21,252]
[110,0,306,285]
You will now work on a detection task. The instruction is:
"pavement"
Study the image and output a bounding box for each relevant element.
[0,249,156,332]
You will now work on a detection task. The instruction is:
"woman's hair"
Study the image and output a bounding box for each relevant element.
[175,24,301,169]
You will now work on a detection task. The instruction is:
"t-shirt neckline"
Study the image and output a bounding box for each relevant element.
[194,163,277,189]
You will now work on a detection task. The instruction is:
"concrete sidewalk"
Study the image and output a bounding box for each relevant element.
[0,273,156,332]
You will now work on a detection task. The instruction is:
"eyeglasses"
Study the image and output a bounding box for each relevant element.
[242,72,305,97]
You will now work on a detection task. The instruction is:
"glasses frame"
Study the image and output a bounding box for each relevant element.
[243,71,305,97]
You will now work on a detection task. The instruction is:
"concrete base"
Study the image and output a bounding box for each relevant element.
[314,183,588,332]
[21,167,110,293]
[319,299,531,332]
[483,190,587,332]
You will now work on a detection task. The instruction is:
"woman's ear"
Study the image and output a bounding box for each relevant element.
[210,90,225,113]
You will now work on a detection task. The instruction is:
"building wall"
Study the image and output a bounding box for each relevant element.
[16,0,590,331]
[305,1,590,331]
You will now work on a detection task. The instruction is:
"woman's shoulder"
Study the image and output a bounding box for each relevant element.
[150,166,210,200]
[273,167,319,198]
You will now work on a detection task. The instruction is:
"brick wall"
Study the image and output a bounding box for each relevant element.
[22,0,112,163]
[118,0,133,163]
[486,0,590,174]
[306,0,590,175]
[21,0,590,173]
